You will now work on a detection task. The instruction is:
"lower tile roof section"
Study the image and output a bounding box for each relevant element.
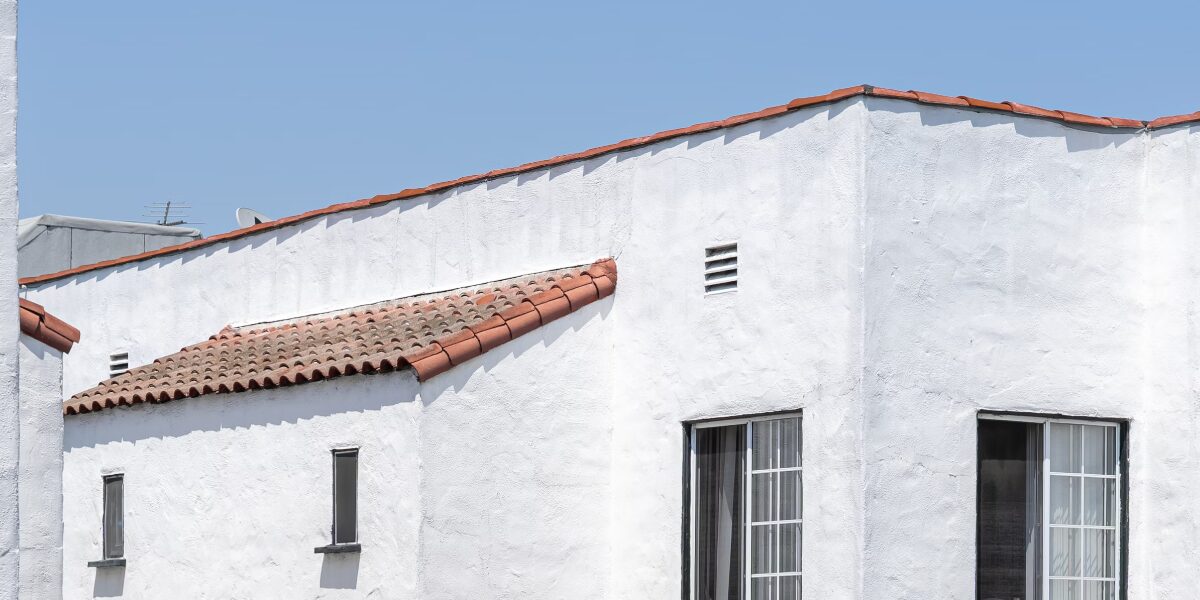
[64,258,616,416]
[19,298,80,353]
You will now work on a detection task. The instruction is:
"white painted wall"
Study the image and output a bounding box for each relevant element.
[26,95,1200,599]
[18,336,63,600]
[0,0,16,597]
[37,98,869,599]
[861,99,1149,598]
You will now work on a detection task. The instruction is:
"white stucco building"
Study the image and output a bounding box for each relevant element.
[16,84,1200,599]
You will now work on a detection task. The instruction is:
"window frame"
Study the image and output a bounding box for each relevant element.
[977,412,1129,600]
[687,411,803,600]
[331,447,359,546]
[102,473,124,560]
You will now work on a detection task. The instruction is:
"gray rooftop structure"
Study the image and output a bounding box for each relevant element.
[17,214,201,279]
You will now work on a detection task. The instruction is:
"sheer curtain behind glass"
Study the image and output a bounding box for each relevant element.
[1047,424,1118,600]
[749,418,802,599]
[696,425,745,600]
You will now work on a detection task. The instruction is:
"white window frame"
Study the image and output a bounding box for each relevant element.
[979,413,1123,599]
[689,412,803,600]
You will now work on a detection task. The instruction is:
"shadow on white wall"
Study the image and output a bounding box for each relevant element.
[92,566,123,597]
[319,553,359,590]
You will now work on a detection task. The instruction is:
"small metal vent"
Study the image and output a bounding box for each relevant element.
[704,242,738,295]
[108,352,129,377]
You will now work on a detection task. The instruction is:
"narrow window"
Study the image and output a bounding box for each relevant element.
[332,449,358,544]
[102,474,124,559]
[691,414,801,600]
[978,417,1122,600]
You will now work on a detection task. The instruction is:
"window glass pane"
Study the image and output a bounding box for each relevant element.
[1082,426,1116,475]
[752,420,775,471]
[1049,476,1080,525]
[334,451,358,544]
[777,575,801,600]
[103,476,123,559]
[1049,424,1081,473]
[1081,580,1113,600]
[1050,527,1080,577]
[777,471,801,521]
[1083,478,1115,526]
[778,523,801,573]
[694,425,745,600]
[750,577,774,600]
[752,474,776,522]
[776,418,801,469]
[751,525,776,575]
[1050,579,1079,600]
[1082,529,1115,579]
[977,420,1040,600]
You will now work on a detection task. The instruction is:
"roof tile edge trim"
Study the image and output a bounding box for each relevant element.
[19,298,81,353]
[62,258,616,416]
[21,84,1200,287]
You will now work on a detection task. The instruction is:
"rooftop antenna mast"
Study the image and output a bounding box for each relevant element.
[143,201,196,227]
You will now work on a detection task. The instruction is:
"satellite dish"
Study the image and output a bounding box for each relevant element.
[235,208,272,228]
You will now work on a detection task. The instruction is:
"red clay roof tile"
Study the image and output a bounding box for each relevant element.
[63,259,615,416]
[909,91,969,106]
[18,86,1195,288]
[958,96,1010,112]
[1005,101,1062,120]
[1148,112,1200,129]
[1058,111,1115,127]
[19,298,80,353]
[869,87,918,101]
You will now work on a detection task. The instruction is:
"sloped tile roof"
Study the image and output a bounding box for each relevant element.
[19,298,80,353]
[21,84,1199,288]
[65,258,616,416]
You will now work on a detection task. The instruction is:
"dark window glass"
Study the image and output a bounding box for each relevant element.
[333,450,358,544]
[695,425,745,600]
[978,420,1041,600]
[103,475,124,559]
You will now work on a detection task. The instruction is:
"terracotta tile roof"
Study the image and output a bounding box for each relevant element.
[64,258,616,416]
[19,84,1200,288]
[19,298,80,353]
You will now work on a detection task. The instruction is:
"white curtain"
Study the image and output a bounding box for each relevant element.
[696,425,745,600]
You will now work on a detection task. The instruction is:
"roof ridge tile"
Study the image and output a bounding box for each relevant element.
[20,85,1193,288]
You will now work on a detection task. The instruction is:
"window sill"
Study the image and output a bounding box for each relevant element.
[87,558,126,568]
[313,543,361,554]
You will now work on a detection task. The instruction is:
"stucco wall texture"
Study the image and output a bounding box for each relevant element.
[26,97,1200,598]
[18,337,63,600]
[0,0,16,597]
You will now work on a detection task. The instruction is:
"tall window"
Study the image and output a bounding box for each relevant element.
[977,416,1123,600]
[102,474,124,559]
[691,414,801,600]
[332,448,358,545]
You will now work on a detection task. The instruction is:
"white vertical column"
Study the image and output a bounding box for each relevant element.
[0,0,18,597]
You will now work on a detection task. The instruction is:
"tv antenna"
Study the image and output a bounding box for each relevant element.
[143,201,198,227]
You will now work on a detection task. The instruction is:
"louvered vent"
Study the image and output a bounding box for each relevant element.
[704,242,738,295]
[108,352,129,378]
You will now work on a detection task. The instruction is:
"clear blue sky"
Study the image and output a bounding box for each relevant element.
[18,1,1200,235]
